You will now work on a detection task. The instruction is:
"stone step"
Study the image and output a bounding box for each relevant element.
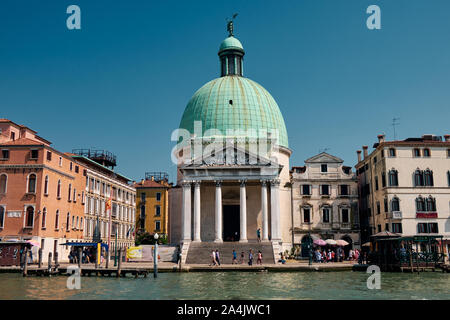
[185,242,275,264]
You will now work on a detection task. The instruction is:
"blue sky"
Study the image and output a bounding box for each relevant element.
[1,0,449,183]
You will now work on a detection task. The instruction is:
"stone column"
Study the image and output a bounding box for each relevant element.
[181,181,192,242]
[270,179,281,242]
[193,181,201,242]
[239,180,248,243]
[261,180,269,241]
[214,180,223,243]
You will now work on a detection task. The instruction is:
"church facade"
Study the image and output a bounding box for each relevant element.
[169,23,292,263]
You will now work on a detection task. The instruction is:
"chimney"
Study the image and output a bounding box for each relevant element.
[151,176,154,181]
[141,179,145,184]
[444,134,450,142]
[357,150,362,163]
[362,146,368,159]
[377,134,385,144]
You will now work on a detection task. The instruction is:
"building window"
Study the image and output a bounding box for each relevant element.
[72,216,75,230]
[392,223,402,233]
[140,192,145,202]
[303,207,311,223]
[413,148,421,157]
[155,205,161,216]
[389,148,396,157]
[322,208,330,223]
[447,171,450,187]
[414,169,424,186]
[423,148,431,157]
[385,223,389,232]
[447,149,450,157]
[0,206,5,228]
[30,149,39,159]
[418,223,438,234]
[0,174,7,194]
[59,157,62,167]
[46,151,52,161]
[416,196,426,212]
[66,213,70,231]
[57,180,61,199]
[375,176,379,191]
[424,169,434,186]
[301,185,311,195]
[43,175,49,195]
[384,198,388,212]
[42,207,47,229]
[373,156,377,164]
[320,185,330,195]
[376,202,381,215]
[391,197,400,211]
[155,220,161,231]
[425,196,436,212]
[339,185,349,195]
[1,149,9,159]
[381,172,386,188]
[55,210,59,229]
[25,206,34,228]
[156,192,161,201]
[341,208,349,223]
[27,173,37,193]
[388,170,398,186]
[73,188,77,202]
[321,164,328,173]
[377,225,381,233]
[68,184,72,201]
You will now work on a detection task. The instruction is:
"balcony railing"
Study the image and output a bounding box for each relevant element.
[416,212,437,219]
[388,211,402,219]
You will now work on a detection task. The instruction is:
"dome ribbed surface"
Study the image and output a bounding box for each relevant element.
[179,76,289,148]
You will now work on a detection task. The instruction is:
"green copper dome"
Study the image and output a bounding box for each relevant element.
[179,76,289,148]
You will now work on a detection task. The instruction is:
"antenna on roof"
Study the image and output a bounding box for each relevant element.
[392,117,400,140]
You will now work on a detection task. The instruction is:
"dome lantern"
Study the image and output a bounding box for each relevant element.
[218,17,244,77]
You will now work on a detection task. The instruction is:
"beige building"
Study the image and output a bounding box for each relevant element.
[355,134,450,258]
[72,151,136,251]
[291,152,359,257]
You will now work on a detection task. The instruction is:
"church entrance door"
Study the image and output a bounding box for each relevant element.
[223,205,240,241]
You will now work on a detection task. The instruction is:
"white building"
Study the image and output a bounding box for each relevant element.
[291,152,359,258]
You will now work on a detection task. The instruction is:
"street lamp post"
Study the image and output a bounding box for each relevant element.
[153,233,159,278]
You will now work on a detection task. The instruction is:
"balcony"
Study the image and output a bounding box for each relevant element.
[387,211,402,219]
[416,212,437,219]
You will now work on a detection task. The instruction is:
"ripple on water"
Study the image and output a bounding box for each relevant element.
[0,271,448,300]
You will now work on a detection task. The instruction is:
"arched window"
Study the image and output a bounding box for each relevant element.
[57,180,61,199]
[25,206,34,228]
[416,197,425,212]
[44,175,49,195]
[66,212,70,231]
[391,197,400,211]
[426,196,436,212]
[424,169,434,186]
[55,210,59,229]
[72,216,75,229]
[0,174,7,194]
[27,174,36,193]
[68,184,72,201]
[414,169,424,187]
[41,207,47,228]
[389,169,398,186]
[0,206,5,228]
[76,216,79,230]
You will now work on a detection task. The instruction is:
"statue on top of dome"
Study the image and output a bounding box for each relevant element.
[226,13,238,37]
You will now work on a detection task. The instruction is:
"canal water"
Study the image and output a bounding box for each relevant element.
[0,272,448,300]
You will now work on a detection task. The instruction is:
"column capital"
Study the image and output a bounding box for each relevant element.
[239,179,247,187]
[181,180,192,188]
[215,180,222,187]
[260,179,268,186]
[194,180,201,187]
[270,179,281,187]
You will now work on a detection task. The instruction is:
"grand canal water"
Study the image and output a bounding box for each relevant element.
[0,271,448,300]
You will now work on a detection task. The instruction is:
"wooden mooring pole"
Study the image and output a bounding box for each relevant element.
[48,252,52,274]
[38,248,42,269]
[117,249,122,278]
[78,247,82,269]
[22,247,28,277]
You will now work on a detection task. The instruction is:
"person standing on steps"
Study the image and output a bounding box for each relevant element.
[248,249,254,266]
[240,251,245,264]
[215,249,221,266]
[232,249,237,264]
[257,250,263,265]
[257,228,261,242]
[210,250,217,266]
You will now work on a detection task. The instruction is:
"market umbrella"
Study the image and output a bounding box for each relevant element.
[313,239,327,246]
[325,239,337,245]
[335,239,349,246]
[26,240,40,248]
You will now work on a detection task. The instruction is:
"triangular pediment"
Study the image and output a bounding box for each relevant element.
[182,143,280,168]
[305,152,343,164]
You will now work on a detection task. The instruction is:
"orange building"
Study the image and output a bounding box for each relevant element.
[0,119,86,263]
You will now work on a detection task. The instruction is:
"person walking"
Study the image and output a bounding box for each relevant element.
[248,249,254,266]
[232,249,237,264]
[257,228,261,242]
[240,251,245,264]
[210,250,217,266]
[257,250,263,265]
[215,249,221,266]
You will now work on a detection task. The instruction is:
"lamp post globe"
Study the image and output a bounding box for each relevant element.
[154,233,159,241]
